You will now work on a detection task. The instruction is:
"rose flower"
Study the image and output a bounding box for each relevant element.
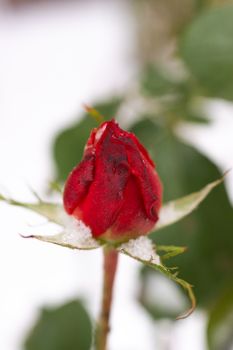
[63,120,162,243]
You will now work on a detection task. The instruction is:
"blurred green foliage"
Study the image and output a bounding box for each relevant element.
[140,65,210,124]
[133,2,233,347]
[207,285,233,350]
[141,65,181,97]
[24,300,92,350]
[180,4,233,100]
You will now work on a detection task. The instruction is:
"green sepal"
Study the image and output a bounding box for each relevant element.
[154,175,226,232]
[0,193,63,225]
[156,245,187,260]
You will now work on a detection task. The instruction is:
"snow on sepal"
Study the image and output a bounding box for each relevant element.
[118,236,196,319]
[0,193,64,225]
[0,192,100,250]
[154,174,227,232]
[119,236,161,265]
[21,217,100,250]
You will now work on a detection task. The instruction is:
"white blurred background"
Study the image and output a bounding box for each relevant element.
[0,1,232,350]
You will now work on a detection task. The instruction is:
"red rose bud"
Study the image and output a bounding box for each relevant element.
[63,120,162,242]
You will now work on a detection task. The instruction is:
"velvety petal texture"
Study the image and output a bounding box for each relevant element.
[63,120,162,242]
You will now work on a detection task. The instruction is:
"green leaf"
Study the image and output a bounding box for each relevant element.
[180,5,233,100]
[154,176,224,231]
[131,119,233,308]
[24,300,92,350]
[141,65,180,97]
[53,98,122,182]
[119,236,195,319]
[207,285,233,350]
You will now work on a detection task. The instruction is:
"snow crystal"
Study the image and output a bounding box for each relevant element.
[60,214,99,248]
[119,236,160,265]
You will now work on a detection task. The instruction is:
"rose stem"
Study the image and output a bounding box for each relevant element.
[96,246,119,350]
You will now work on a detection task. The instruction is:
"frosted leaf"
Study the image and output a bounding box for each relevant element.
[119,236,160,265]
[154,176,225,232]
[0,193,64,225]
[23,216,100,250]
[0,191,100,250]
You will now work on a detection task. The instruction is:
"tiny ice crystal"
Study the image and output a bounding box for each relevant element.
[119,236,160,265]
[60,214,99,248]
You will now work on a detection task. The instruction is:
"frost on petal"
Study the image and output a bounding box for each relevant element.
[119,236,160,265]
[23,216,100,250]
